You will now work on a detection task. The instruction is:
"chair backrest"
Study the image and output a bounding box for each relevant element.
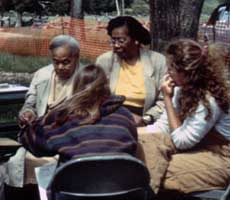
[49,154,151,200]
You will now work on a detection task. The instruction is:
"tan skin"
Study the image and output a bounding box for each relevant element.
[111,25,145,126]
[19,45,79,125]
[161,64,187,131]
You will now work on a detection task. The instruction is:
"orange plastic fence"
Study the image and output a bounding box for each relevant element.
[0,16,229,68]
[0,17,111,62]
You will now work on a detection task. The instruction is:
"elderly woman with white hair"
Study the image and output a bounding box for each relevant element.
[19,34,81,121]
[4,34,81,199]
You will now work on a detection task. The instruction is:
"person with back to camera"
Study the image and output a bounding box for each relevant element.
[139,39,230,196]
[19,64,137,163]
[96,16,167,127]
[5,35,81,198]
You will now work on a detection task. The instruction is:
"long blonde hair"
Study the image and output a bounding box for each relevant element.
[46,64,111,125]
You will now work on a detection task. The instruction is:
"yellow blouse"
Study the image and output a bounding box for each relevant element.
[115,60,146,107]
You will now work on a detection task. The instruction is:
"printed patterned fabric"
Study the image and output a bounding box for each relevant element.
[19,95,137,161]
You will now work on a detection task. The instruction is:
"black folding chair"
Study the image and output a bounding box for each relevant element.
[49,154,152,200]
[187,185,230,200]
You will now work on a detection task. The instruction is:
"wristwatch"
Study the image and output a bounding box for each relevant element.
[142,114,154,125]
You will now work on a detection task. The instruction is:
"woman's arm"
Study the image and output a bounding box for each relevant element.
[171,97,221,149]
[161,74,182,131]
[161,75,222,149]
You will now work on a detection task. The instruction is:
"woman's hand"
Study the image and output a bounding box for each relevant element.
[132,113,145,127]
[161,74,181,131]
[161,74,175,98]
[18,111,36,127]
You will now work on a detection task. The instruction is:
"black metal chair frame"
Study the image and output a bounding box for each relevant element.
[186,185,230,200]
[49,154,152,200]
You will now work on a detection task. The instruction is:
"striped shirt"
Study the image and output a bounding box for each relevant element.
[19,95,137,161]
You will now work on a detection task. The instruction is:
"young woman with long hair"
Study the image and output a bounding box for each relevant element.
[140,39,230,195]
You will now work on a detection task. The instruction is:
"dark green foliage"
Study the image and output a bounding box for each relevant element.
[128,0,149,16]
[202,0,220,15]
[83,0,134,15]
[39,0,134,15]
[45,0,71,15]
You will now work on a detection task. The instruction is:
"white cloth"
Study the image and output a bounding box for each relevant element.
[0,163,8,200]
[6,147,26,187]
[47,71,76,109]
[35,161,58,200]
[147,87,230,149]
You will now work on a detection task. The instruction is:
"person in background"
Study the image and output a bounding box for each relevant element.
[6,35,80,198]
[19,64,137,162]
[140,39,230,196]
[96,16,167,126]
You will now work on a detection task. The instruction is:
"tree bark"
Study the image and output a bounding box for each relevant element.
[115,0,121,16]
[69,0,86,41]
[150,0,205,51]
[15,11,22,27]
[121,0,125,15]
[70,0,84,19]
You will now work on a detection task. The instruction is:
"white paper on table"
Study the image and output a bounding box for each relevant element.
[35,161,58,200]
[0,83,28,93]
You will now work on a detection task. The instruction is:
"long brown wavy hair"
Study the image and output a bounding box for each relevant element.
[166,39,230,121]
[46,64,111,125]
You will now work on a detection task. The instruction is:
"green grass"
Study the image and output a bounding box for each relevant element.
[0,53,51,73]
[0,52,91,73]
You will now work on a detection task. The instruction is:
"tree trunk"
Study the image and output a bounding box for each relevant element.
[0,11,3,27]
[15,11,22,27]
[115,0,121,16]
[70,0,84,19]
[121,0,125,15]
[150,0,205,51]
[70,0,86,41]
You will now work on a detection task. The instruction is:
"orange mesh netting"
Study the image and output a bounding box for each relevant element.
[0,17,111,62]
[0,16,229,69]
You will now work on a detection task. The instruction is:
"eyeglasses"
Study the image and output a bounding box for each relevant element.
[109,37,128,46]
